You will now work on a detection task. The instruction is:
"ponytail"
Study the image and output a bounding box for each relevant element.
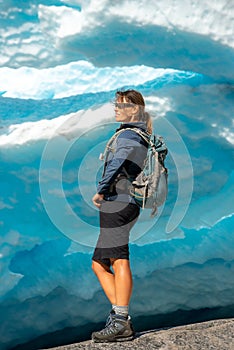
[139,108,153,134]
[143,111,153,135]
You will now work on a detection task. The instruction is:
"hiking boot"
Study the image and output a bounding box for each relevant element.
[105,309,115,327]
[92,314,135,343]
[105,309,134,328]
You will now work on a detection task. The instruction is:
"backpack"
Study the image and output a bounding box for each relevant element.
[128,128,168,217]
[100,127,168,217]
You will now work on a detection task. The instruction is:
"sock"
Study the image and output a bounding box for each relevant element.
[112,304,117,312]
[112,305,129,318]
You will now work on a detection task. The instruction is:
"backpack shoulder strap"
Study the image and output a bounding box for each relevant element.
[129,128,153,147]
[100,127,168,162]
[100,127,150,161]
[99,128,131,161]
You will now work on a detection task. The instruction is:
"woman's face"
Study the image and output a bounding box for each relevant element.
[114,97,139,123]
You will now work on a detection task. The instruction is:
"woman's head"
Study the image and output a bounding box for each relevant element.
[115,89,152,134]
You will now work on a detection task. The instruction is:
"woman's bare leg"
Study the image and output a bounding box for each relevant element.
[92,260,116,304]
[111,258,132,306]
[92,259,132,307]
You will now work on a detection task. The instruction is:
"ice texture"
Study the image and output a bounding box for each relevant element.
[0,1,233,349]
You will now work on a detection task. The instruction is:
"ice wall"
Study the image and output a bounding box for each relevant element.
[0,1,233,81]
[0,1,233,349]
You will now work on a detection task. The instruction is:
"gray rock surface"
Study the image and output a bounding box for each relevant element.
[44,318,234,350]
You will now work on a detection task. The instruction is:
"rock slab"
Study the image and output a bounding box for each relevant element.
[43,318,234,350]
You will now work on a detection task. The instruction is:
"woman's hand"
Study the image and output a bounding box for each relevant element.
[92,193,104,208]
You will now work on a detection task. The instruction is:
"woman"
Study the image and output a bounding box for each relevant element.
[91,89,152,342]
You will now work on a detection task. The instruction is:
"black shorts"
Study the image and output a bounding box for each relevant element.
[92,201,140,267]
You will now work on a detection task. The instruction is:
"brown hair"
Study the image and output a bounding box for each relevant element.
[115,89,153,134]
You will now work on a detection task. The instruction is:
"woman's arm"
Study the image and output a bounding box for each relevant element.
[95,130,143,197]
[97,142,135,195]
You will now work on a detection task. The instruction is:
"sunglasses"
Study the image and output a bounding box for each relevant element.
[114,102,135,109]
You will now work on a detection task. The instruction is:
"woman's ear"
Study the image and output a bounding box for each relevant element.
[132,104,139,116]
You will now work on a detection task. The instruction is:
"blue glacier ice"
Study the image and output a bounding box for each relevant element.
[0,1,234,349]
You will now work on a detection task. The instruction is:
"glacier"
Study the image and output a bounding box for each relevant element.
[0,0,234,349]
